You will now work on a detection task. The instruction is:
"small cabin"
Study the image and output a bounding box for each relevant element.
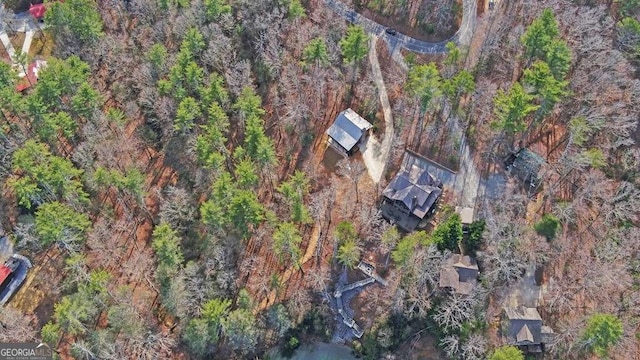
[456,206,474,234]
[325,108,373,156]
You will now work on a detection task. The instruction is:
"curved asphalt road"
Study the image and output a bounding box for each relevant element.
[325,0,477,54]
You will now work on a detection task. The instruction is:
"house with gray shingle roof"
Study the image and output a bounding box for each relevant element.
[503,306,554,355]
[439,254,479,295]
[380,152,443,232]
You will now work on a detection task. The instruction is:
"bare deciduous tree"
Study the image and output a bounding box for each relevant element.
[224,60,254,98]
[441,335,460,359]
[286,288,312,323]
[337,158,366,205]
[459,334,487,360]
[432,292,481,332]
[158,186,196,233]
[0,307,37,342]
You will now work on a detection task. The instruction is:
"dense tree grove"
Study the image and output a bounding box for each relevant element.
[0,0,637,359]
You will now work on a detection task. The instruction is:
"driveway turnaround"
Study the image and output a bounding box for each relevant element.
[324,0,477,54]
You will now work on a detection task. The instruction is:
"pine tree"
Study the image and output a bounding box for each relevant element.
[199,73,229,109]
[35,202,91,245]
[582,313,623,357]
[221,309,259,353]
[302,38,330,68]
[181,28,206,57]
[277,171,312,224]
[12,140,89,206]
[272,222,303,265]
[229,190,264,238]
[234,87,265,120]
[491,83,538,135]
[391,235,418,268]
[71,82,101,120]
[334,220,358,244]
[442,70,475,106]
[201,298,231,340]
[234,157,259,188]
[337,240,361,268]
[431,213,463,252]
[174,97,202,134]
[544,39,571,80]
[287,0,306,19]
[196,102,229,168]
[523,61,568,121]
[39,111,78,142]
[340,25,369,66]
[521,8,559,62]
[146,44,168,75]
[203,0,232,22]
[406,63,442,113]
[151,223,184,270]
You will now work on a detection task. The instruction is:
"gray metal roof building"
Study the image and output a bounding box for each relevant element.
[325,108,373,154]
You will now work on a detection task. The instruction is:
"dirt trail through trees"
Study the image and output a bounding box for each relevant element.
[359,36,394,184]
[255,223,321,312]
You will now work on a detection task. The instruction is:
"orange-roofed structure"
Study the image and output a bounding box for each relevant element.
[16,60,47,92]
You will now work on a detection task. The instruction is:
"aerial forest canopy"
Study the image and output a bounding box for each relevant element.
[0,0,638,359]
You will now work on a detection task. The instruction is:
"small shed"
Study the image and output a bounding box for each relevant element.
[16,60,47,92]
[326,108,372,155]
[439,254,479,295]
[381,152,443,232]
[456,206,474,225]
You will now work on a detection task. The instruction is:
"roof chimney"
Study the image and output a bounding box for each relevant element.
[411,196,417,210]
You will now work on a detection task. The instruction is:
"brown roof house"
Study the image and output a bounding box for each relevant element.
[380,153,443,232]
[439,254,479,295]
[502,306,554,355]
[326,109,373,156]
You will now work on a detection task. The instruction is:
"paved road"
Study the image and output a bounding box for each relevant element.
[325,0,477,54]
